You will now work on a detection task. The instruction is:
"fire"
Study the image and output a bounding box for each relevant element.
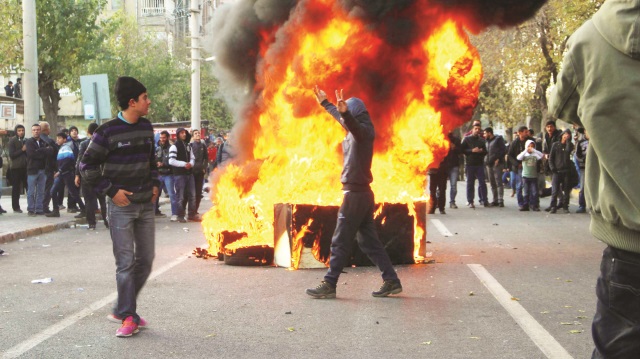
[203,1,482,263]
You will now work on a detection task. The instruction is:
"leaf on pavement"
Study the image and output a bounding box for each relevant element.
[421,341,432,345]
[569,330,583,334]
[511,297,520,301]
[287,327,295,332]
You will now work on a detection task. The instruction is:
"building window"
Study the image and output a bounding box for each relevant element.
[111,0,123,10]
[141,0,166,16]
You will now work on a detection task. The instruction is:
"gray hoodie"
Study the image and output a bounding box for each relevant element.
[321,97,374,191]
[549,0,640,253]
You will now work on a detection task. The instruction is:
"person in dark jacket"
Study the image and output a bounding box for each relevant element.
[25,124,54,215]
[445,132,462,209]
[428,159,448,214]
[574,128,589,213]
[13,78,21,98]
[306,86,402,299]
[7,124,28,212]
[484,127,506,207]
[547,129,574,213]
[460,123,487,208]
[540,120,562,197]
[155,130,175,218]
[39,121,59,214]
[4,81,13,97]
[169,128,197,223]
[190,129,208,214]
[69,123,107,229]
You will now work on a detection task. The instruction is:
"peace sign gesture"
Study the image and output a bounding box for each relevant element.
[335,89,347,113]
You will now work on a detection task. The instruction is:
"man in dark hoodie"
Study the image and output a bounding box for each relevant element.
[547,129,574,214]
[169,127,198,223]
[8,124,28,212]
[306,87,402,299]
[460,123,488,208]
[190,129,208,214]
[540,120,562,197]
[484,127,506,207]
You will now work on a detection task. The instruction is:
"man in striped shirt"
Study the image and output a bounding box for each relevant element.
[80,76,160,338]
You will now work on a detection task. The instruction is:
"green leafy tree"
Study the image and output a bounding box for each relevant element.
[473,0,604,133]
[0,0,23,76]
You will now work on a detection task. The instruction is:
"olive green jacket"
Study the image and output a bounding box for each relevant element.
[549,0,640,253]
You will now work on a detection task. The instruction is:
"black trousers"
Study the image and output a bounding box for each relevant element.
[550,171,571,209]
[323,190,399,286]
[82,184,106,226]
[428,170,447,212]
[10,167,28,210]
[42,171,54,211]
[592,246,640,358]
[193,171,205,213]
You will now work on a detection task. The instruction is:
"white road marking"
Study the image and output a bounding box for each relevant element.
[3,250,197,359]
[430,218,453,237]
[467,264,574,359]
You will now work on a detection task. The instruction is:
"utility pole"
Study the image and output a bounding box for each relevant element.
[190,0,201,131]
[22,0,39,124]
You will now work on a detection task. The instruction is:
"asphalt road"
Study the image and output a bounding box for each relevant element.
[0,187,603,359]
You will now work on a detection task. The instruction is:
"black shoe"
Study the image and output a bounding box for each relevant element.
[468,203,475,209]
[28,211,36,217]
[498,202,504,208]
[439,209,446,214]
[14,209,23,213]
[67,208,79,214]
[519,206,530,212]
[104,220,109,229]
[306,281,336,299]
[88,224,96,230]
[45,210,60,218]
[576,207,586,214]
[427,209,435,215]
[43,209,51,214]
[562,208,570,214]
[544,206,552,212]
[550,207,557,214]
[484,202,492,208]
[178,217,187,223]
[450,203,458,209]
[36,212,45,216]
[490,201,499,207]
[532,207,541,212]
[74,211,87,219]
[187,215,202,222]
[155,211,167,218]
[0,207,6,214]
[372,280,403,297]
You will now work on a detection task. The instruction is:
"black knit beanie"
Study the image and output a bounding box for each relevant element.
[114,76,147,109]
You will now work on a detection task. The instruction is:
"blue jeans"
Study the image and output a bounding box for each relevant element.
[592,246,640,358]
[173,174,196,218]
[27,170,47,213]
[522,177,539,208]
[158,174,177,215]
[448,166,459,204]
[513,168,524,206]
[465,165,487,204]
[324,191,399,286]
[109,199,155,324]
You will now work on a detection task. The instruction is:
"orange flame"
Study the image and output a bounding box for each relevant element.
[203,2,482,261]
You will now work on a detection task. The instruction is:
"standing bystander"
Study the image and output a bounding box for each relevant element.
[79,76,160,337]
[8,125,28,213]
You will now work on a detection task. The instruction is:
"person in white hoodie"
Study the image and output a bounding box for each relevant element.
[516,140,543,212]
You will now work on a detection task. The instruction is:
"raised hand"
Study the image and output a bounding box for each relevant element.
[313,85,327,103]
[335,89,347,113]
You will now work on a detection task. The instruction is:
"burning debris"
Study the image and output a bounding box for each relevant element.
[201,0,547,264]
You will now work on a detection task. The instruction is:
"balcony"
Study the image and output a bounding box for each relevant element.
[140,0,165,17]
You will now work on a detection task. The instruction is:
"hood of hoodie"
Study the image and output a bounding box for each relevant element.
[176,127,191,143]
[525,139,536,149]
[14,124,25,138]
[593,0,640,59]
[346,97,368,118]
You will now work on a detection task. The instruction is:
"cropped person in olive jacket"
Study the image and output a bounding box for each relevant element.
[548,1,640,356]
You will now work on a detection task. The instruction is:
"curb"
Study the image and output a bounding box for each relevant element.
[0,219,78,244]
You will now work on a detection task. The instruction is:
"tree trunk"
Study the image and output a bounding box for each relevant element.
[38,75,62,132]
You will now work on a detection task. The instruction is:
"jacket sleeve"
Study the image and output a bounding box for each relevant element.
[548,144,557,172]
[341,111,373,142]
[507,142,518,168]
[320,100,347,131]
[25,139,50,160]
[548,48,584,127]
[516,150,526,161]
[168,144,187,167]
[460,138,472,155]
[8,138,24,160]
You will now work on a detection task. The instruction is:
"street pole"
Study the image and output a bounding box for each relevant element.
[190,0,201,132]
[22,0,39,125]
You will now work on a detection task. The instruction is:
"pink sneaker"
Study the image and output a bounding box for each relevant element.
[107,313,147,328]
[115,316,139,337]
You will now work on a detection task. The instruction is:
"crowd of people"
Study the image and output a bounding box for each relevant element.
[429,119,589,215]
[1,121,232,226]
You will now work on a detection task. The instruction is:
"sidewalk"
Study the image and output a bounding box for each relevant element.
[0,194,171,244]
